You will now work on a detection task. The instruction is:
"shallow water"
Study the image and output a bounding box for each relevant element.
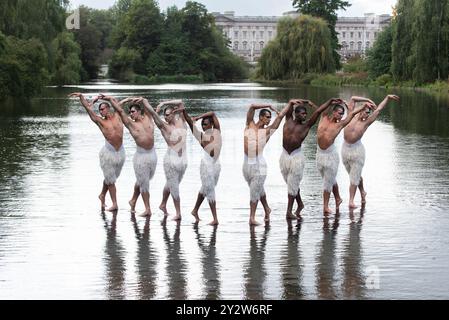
[0,82,449,299]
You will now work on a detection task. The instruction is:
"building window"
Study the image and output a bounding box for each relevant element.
[252,31,256,38]
[358,41,362,51]
[260,31,264,38]
[350,32,354,38]
[234,41,239,50]
[366,32,370,38]
[342,41,347,50]
[256,26,259,30]
[358,32,362,38]
[260,41,264,50]
[343,32,346,38]
[350,41,354,50]
[243,31,247,38]
[234,31,239,38]
[243,41,247,50]
[264,26,268,30]
[366,41,370,49]
[239,26,242,29]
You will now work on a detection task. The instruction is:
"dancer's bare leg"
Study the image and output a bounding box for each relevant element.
[139,191,152,217]
[332,183,342,212]
[249,201,260,225]
[359,177,367,205]
[106,183,118,211]
[172,196,182,221]
[208,200,219,225]
[260,194,271,222]
[159,187,170,216]
[349,184,358,209]
[99,181,108,210]
[294,190,304,217]
[286,194,297,219]
[129,184,140,213]
[191,193,205,223]
[323,190,332,214]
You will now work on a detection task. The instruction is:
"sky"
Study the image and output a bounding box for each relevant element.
[68,0,397,17]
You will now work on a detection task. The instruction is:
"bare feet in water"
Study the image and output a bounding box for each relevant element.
[323,207,333,215]
[106,205,118,212]
[99,194,106,210]
[172,214,182,221]
[249,219,260,226]
[209,220,219,226]
[159,204,169,216]
[264,208,271,222]
[336,198,343,212]
[129,199,136,213]
[191,211,200,223]
[349,202,358,209]
[286,211,297,220]
[139,209,152,218]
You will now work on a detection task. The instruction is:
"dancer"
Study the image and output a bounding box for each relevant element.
[342,94,400,208]
[183,109,222,225]
[243,102,290,225]
[69,93,125,212]
[280,98,336,219]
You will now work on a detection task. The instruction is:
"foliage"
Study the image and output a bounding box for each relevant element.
[366,25,393,79]
[50,32,82,85]
[257,15,335,80]
[342,55,367,73]
[292,0,351,69]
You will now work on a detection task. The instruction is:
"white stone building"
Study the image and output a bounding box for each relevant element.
[212,11,391,63]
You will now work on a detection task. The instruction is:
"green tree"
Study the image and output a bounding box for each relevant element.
[109,47,142,81]
[366,25,393,78]
[50,32,82,85]
[292,0,351,69]
[257,15,335,80]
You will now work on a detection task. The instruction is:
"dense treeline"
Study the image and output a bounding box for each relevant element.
[0,0,247,99]
[367,0,449,85]
[256,15,335,80]
[108,0,248,82]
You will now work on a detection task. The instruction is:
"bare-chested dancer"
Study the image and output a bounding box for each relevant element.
[243,102,290,225]
[101,95,157,217]
[342,94,400,208]
[281,98,340,219]
[134,98,188,221]
[316,98,366,214]
[69,93,125,212]
[183,110,222,225]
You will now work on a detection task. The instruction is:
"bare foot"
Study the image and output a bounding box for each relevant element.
[264,208,271,222]
[107,205,118,212]
[209,220,219,226]
[159,204,169,216]
[129,200,136,213]
[361,191,367,204]
[336,198,343,212]
[349,202,358,209]
[172,215,182,221]
[249,219,260,226]
[323,207,333,215]
[99,194,106,210]
[286,211,297,220]
[139,209,152,218]
[191,211,200,223]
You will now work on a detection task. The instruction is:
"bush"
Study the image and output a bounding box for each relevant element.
[342,56,367,73]
[375,74,393,87]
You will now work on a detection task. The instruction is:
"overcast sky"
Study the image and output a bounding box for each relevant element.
[69,0,397,16]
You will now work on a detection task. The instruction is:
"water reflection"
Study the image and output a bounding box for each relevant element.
[193,225,221,299]
[243,224,270,300]
[342,208,366,299]
[281,219,304,299]
[131,214,157,300]
[102,212,126,300]
[316,214,340,299]
[162,218,187,299]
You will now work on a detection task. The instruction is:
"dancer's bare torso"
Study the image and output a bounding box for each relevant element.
[282,118,310,154]
[99,113,124,151]
[344,115,369,144]
[129,115,155,150]
[317,116,343,150]
[244,122,270,157]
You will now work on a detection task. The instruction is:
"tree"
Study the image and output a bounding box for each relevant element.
[257,15,335,80]
[366,25,393,78]
[51,32,82,85]
[292,0,351,69]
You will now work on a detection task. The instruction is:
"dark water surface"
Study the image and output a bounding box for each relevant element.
[1,82,449,299]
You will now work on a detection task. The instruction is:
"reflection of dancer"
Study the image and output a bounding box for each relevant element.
[342,207,365,299]
[184,110,222,225]
[69,93,125,211]
[281,99,334,219]
[243,103,290,225]
[193,224,221,299]
[138,99,187,221]
[316,214,340,299]
[243,225,270,299]
[281,219,304,299]
[131,214,157,299]
[162,218,187,299]
[342,95,400,208]
[103,95,157,217]
[101,212,126,299]
[316,98,365,214]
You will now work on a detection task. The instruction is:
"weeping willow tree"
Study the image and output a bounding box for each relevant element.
[257,15,335,80]
[392,0,449,83]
